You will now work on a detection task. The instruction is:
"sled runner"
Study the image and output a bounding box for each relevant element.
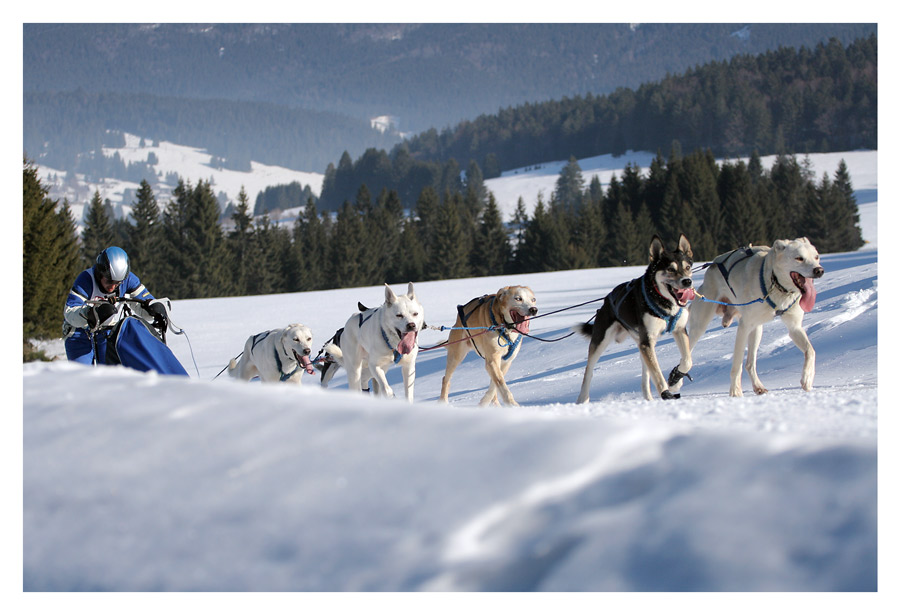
[87,296,188,376]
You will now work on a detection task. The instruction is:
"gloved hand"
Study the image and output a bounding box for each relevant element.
[86,302,117,328]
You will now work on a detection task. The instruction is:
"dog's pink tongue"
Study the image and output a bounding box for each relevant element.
[398,330,417,354]
[799,278,817,312]
[300,354,315,374]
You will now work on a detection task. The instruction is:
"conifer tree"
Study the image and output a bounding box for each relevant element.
[719,161,767,249]
[553,156,585,212]
[127,179,163,291]
[396,216,427,283]
[607,200,642,267]
[471,193,511,276]
[225,186,259,295]
[427,191,469,280]
[830,160,865,251]
[81,190,115,263]
[328,201,366,288]
[23,161,81,339]
[292,197,328,291]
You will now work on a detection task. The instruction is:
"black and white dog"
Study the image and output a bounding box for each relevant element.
[576,234,695,402]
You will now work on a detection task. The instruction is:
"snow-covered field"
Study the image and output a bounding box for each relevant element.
[22,150,882,597]
[19,143,891,615]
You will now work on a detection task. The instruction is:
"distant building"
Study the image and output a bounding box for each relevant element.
[370,115,400,134]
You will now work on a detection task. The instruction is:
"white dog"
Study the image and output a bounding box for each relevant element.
[336,283,425,401]
[669,237,824,397]
[228,323,316,383]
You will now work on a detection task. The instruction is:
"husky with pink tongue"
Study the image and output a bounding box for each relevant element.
[669,237,824,398]
[338,282,425,402]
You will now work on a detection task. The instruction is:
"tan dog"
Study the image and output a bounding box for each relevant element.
[439,286,538,406]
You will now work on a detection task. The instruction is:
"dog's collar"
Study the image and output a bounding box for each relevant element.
[380,327,403,364]
[488,296,522,361]
[759,263,800,315]
[641,274,683,333]
[274,341,302,381]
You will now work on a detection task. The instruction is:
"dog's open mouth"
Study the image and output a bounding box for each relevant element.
[790,272,817,312]
[294,350,316,374]
[668,285,696,307]
[396,329,418,354]
[510,310,531,333]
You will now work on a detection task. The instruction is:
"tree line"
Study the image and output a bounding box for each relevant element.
[24,146,863,347]
[401,35,877,175]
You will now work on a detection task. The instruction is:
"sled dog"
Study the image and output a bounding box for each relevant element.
[577,234,695,403]
[336,283,425,401]
[317,305,381,394]
[228,323,316,383]
[439,285,538,406]
[668,237,823,397]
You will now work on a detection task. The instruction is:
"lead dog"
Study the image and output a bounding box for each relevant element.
[577,235,695,403]
[439,285,538,406]
[668,237,824,397]
[337,283,425,401]
[228,323,316,383]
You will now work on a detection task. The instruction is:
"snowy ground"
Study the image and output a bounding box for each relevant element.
[20,149,887,602]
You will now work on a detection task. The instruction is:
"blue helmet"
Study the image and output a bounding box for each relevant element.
[95,246,130,283]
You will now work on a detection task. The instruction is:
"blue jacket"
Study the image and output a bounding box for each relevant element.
[63,267,154,363]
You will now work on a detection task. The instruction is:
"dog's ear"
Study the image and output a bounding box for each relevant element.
[406,281,416,301]
[385,283,397,306]
[678,234,693,259]
[649,236,665,262]
[773,239,789,252]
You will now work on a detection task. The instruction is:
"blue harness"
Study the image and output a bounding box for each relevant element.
[359,309,402,363]
[251,330,303,381]
[711,247,799,316]
[457,295,522,361]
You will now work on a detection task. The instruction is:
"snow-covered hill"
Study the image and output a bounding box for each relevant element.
[35,133,324,228]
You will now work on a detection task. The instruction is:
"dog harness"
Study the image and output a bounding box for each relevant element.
[606,274,683,335]
[249,330,304,381]
[358,309,403,364]
[711,247,800,316]
[456,295,522,361]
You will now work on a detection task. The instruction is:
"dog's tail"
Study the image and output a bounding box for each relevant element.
[226,357,238,377]
[575,322,594,338]
[322,342,343,365]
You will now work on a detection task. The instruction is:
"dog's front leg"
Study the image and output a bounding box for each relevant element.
[481,358,517,406]
[369,363,394,398]
[637,338,670,400]
[782,309,815,391]
[668,324,693,394]
[745,324,767,395]
[401,358,416,402]
[729,323,752,397]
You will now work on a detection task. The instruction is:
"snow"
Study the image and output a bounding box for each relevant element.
[19,148,889,603]
[35,133,324,228]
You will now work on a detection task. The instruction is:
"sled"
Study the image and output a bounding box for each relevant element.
[92,297,189,376]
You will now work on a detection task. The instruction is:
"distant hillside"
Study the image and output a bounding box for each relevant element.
[24,23,875,173]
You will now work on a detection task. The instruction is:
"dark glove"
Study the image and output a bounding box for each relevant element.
[87,302,117,328]
[147,302,167,318]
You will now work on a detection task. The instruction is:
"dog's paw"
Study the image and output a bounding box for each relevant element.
[667,366,692,388]
[660,390,680,400]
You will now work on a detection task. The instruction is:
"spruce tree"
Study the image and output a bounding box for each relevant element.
[81,190,115,263]
[292,197,328,291]
[23,161,82,340]
[225,186,258,295]
[427,191,469,281]
[830,160,865,251]
[553,156,585,212]
[471,193,511,276]
[127,179,163,291]
[328,201,366,288]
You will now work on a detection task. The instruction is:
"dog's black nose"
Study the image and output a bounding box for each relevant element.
[681,278,693,288]
[303,348,311,355]
[406,322,417,331]
[813,267,825,278]
[529,307,538,315]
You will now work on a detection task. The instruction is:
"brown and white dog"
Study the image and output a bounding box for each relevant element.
[668,237,824,397]
[439,285,538,406]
